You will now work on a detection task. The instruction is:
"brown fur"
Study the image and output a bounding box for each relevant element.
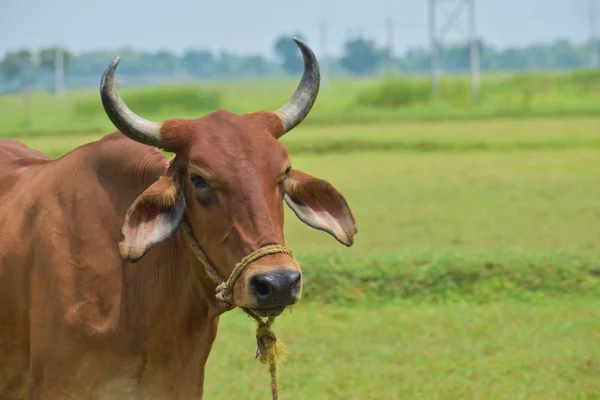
[137,177,179,208]
[0,109,355,399]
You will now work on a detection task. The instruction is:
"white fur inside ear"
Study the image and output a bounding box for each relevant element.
[284,194,355,247]
[120,183,186,263]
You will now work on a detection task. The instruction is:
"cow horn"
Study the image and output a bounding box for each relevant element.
[100,57,164,148]
[273,37,321,138]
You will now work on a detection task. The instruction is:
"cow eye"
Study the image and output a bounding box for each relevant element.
[191,175,210,189]
[285,167,291,176]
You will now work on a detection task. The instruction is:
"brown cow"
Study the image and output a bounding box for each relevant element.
[0,38,356,399]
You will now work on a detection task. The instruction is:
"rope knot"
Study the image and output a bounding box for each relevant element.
[215,282,233,308]
[255,321,287,365]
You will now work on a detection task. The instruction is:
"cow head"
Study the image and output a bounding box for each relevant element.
[100,38,357,317]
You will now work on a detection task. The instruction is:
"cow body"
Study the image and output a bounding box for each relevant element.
[0,135,219,399]
[0,38,357,400]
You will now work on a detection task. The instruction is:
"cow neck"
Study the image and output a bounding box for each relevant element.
[180,219,291,400]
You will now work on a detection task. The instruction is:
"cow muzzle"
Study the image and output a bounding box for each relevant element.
[248,270,301,316]
[234,255,303,317]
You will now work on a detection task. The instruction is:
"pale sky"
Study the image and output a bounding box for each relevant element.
[0,0,594,58]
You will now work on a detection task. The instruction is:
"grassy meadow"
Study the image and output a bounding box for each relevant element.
[1,72,600,399]
[3,69,600,136]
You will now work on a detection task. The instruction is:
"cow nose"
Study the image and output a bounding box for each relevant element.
[250,271,301,307]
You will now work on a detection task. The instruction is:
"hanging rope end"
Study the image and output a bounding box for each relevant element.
[255,324,287,365]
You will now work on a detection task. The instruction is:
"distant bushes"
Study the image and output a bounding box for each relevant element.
[298,252,600,304]
[358,78,469,108]
[74,86,221,118]
[356,79,432,108]
[355,69,600,110]
[6,70,600,138]
[355,78,471,109]
[552,69,600,92]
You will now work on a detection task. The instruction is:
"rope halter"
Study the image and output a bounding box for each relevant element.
[181,219,294,400]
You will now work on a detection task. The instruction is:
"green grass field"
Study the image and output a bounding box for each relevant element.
[1,76,600,398]
[206,299,600,399]
[3,69,600,136]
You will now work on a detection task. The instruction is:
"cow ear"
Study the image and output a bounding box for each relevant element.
[284,169,357,246]
[119,176,186,262]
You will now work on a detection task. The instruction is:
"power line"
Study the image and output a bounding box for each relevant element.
[469,0,479,100]
[54,46,65,97]
[20,57,32,134]
[319,20,328,89]
[386,17,394,78]
[439,0,467,38]
[428,0,480,100]
[590,0,598,68]
[429,0,440,95]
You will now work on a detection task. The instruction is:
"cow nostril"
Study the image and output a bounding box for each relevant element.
[250,270,301,306]
[289,272,301,287]
[250,277,271,299]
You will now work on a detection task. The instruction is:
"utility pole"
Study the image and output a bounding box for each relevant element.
[590,0,598,68]
[319,20,328,89]
[429,0,439,95]
[20,57,33,135]
[54,47,64,97]
[386,17,395,78]
[428,0,479,99]
[469,0,479,100]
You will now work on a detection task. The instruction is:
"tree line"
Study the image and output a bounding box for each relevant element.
[1,33,597,92]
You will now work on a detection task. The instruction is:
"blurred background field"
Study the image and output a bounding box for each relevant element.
[4,70,600,136]
[3,1,600,398]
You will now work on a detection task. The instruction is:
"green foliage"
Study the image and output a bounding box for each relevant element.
[355,78,432,108]
[355,69,600,111]
[73,85,221,118]
[297,252,600,304]
[182,50,215,77]
[6,73,600,136]
[0,49,34,85]
[340,36,385,76]
[180,50,271,79]
[397,38,590,73]
[65,48,283,89]
[38,47,72,72]
[1,37,598,93]
[273,34,306,75]
[355,77,474,109]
